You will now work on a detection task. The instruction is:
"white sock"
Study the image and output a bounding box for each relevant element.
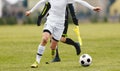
[36,45,45,63]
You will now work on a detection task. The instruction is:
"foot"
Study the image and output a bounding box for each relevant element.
[74,42,81,55]
[31,61,38,68]
[51,57,61,62]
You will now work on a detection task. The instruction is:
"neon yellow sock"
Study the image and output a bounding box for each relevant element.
[51,49,55,58]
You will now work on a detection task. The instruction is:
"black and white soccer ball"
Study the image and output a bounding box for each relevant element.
[79,54,92,67]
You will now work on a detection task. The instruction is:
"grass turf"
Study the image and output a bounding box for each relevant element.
[0,23,120,71]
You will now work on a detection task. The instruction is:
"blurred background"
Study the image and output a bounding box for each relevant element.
[0,0,120,25]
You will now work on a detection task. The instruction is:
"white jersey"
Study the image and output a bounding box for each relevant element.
[30,0,67,27]
[29,0,95,40]
[47,0,67,26]
[30,0,95,27]
[68,0,94,10]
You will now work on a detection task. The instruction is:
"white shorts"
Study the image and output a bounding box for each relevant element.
[43,21,64,41]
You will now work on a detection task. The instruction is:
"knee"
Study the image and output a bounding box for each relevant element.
[60,37,66,43]
[42,36,49,44]
[41,32,51,45]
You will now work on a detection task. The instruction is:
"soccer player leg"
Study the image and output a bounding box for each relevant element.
[51,39,61,62]
[51,26,64,58]
[73,18,78,25]
[50,28,61,55]
[63,37,81,55]
[61,20,81,55]
[50,37,58,58]
[52,46,61,62]
[31,28,51,68]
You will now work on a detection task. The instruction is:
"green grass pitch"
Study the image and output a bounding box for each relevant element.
[0,23,120,71]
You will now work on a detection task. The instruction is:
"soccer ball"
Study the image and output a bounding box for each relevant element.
[79,54,92,67]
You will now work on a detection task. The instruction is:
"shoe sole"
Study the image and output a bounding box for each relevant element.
[31,66,38,68]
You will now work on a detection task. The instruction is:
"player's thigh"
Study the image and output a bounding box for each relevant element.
[53,27,64,41]
[42,32,51,40]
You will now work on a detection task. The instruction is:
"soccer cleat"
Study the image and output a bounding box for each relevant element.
[74,42,81,55]
[31,61,38,68]
[51,57,61,62]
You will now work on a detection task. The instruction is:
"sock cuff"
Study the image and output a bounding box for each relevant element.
[37,53,43,56]
[37,45,45,54]
[38,45,45,49]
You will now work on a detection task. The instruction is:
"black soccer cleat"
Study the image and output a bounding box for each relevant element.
[74,42,81,55]
[51,57,61,62]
